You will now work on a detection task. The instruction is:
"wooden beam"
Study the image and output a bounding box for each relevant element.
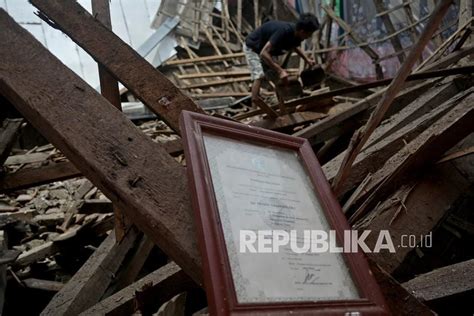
[375,0,415,18]
[80,199,113,214]
[323,0,336,62]
[237,0,242,34]
[293,79,437,144]
[250,111,327,130]
[181,76,251,90]
[80,262,195,316]
[415,19,473,71]
[402,1,421,56]
[22,278,64,292]
[190,92,250,99]
[252,97,278,119]
[176,70,251,79]
[460,0,474,24]
[104,234,155,296]
[403,259,474,302]
[332,0,455,195]
[59,179,95,231]
[421,46,474,72]
[363,78,470,147]
[92,0,121,111]
[284,65,474,109]
[30,0,205,133]
[165,53,245,66]
[41,230,139,315]
[350,91,474,223]
[360,163,471,274]
[0,137,183,193]
[323,6,384,79]
[91,0,130,242]
[0,118,23,166]
[437,145,474,163]
[0,161,80,192]
[368,259,435,315]
[4,152,49,165]
[0,10,202,285]
[322,80,465,197]
[374,0,405,63]
[15,241,59,267]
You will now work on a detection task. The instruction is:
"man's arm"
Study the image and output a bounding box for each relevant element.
[295,47,316,67]
[259,41,288,80]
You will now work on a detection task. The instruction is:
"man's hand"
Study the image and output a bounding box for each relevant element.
[279,69,289,84]
[279,69,289,79]
[306,58,316,68]
[295,47,317,68]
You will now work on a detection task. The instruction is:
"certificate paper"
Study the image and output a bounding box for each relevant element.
[203,133,359,303]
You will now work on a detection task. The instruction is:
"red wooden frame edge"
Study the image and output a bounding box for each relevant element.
[179,111,388,315]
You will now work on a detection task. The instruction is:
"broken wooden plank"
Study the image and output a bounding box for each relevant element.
[92,0,121,111]
[294,43,470,144]
[416,19,473,71]
[92,0,130,242]
[80,262,195,316]
[322,83,469,197]
[164,52,245,66]
[359,163,471,273]
[15,241,59,267]
[293,79,438,144]
[350,91,474,223]
[181,76,251,90]
[41,229,139,315]
[0,161,81,193]
[59,179,95,231]
[368,259,435,315]
[283,65,474,109]
[421,46,474,72]
[104,235,155,296]
[437,145,474,163]
[0,140,182,194]
[250,111,327,130]
[332,0,455,195]
[4,152,49,166]
[0,118,23,166]
[30,0,205,133]
[323,5,383,79]
[190,92,250,99]
[33,212,65,226]
[176,70,250,80]
[22,278,64,292]
[363,78,469,148]
[79,199,113,214]
[0,11,202,284]
[374,0,405,63]
[459,0,474,27]
[403,259,474,302]
[252,97,278,119]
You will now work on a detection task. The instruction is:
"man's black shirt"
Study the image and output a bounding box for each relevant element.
[245,21,302,56]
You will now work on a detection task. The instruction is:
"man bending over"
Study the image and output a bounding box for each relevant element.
[243,13,320,105]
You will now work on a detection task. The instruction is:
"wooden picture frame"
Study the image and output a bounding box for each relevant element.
[180,111,387,315]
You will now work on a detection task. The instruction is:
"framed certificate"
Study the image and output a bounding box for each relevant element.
[180,111,387,315]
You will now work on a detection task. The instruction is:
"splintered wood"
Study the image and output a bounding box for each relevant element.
[0,0,473,314]
[0,10,202,284]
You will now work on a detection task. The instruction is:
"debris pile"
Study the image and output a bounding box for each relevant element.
[0,0,473,315]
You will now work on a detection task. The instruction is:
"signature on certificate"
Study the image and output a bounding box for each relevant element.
[302,267,320,285]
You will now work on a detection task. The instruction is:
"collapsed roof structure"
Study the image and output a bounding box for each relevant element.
[0,0,473,314]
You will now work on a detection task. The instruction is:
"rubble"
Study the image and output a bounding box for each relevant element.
[0,0,473,314]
